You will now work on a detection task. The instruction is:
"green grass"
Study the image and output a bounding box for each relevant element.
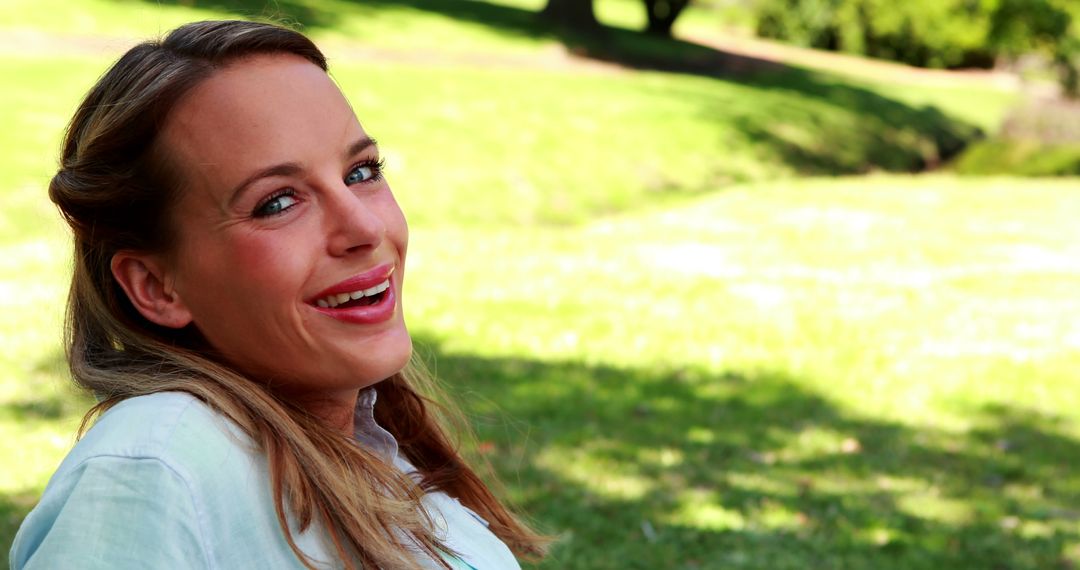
[0,53,1008,228]
[406,175,1080,568]
[5,174,1080,569]
[0,0,750,51]
[1,1,1076,569]
[953,139,1080,176]
[1,0,550,54]
[1,0,1019,128]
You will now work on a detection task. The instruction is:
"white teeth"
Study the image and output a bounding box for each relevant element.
[363,280,390,297]
[316,279,390,309]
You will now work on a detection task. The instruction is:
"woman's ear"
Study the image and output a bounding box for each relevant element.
[110,251,193,329]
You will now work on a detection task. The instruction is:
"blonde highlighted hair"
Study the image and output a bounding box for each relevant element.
[51,19,546,569]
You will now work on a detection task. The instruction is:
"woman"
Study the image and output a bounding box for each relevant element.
[10,20,545,569]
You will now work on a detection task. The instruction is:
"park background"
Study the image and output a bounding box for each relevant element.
[1,0,1079,568]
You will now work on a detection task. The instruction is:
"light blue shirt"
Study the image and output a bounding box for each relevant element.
[10,391,521,569]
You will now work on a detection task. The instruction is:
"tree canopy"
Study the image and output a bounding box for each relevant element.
[754,0,1079,96]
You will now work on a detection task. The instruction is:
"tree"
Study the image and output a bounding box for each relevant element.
[988,0,1079,98]
[752,0,1079,97]
[643,0,691,37]
[540,0,599,31]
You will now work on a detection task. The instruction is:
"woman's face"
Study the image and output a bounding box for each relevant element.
[154,54,410,401]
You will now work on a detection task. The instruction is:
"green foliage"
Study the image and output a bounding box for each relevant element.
[753,0,1080,95]
[991,0,1080,97]
[989,0,1075,58]
[951,95,1080,174]
[952,139,1080,175]
[755,0,991,68]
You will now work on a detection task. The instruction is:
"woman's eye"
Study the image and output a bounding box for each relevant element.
[345,159,384,185]
[253,190,298,218]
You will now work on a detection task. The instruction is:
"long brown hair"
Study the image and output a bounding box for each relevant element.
[50,19,546,569]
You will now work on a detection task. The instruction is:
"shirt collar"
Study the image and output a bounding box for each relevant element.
[352,387,400,463]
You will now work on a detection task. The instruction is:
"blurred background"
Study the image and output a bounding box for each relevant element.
[1,0,1079,568]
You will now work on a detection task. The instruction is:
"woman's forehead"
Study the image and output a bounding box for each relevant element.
[158,53,362,191]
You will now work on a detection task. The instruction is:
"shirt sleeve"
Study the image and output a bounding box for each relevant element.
[11,455,210,569]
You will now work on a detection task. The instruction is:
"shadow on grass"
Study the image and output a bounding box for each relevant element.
[1,490,39,564]
[731,70,977,172]
[412,336,1079,569]
[128,0,780,77]
[0,351,94,563]
[631,65,978,176]
[8,339,1073,568]
[1,351,92,422]
[117,0,980,175]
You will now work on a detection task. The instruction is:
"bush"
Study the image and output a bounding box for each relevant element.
[952,139,1080,176]
[755,0,993,68]
[952,97,1080,176]
[753,0,1079,95]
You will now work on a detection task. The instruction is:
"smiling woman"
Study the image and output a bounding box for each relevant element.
[9,20,545,570]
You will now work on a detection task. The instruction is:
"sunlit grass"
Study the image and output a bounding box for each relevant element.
[0,54,1008,234]
[409,175,1080,414]
[5,167,1078,568]
[0,2,1074,568]
[403,175,1080,568]
[1,0,751,54]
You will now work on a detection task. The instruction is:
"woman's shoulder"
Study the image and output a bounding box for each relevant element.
[38,391,265,506]
[10,393,270,569]
[64,391,254,476]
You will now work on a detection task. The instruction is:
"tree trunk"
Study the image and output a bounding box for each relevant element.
[644,0,689,37]
[1054,49,1079,99]
[541,0,599,30]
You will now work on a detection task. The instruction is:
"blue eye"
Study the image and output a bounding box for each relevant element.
[253,190,298,218]
[345,159,385,185]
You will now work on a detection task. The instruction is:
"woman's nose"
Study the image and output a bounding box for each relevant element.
[324,184,385,257]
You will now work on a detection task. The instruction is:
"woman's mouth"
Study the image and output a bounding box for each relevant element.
[308,265,398,324]
[314,279,390,308]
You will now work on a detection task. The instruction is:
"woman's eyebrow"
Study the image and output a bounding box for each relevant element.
[225,137,377,208]
[227,162,303,208]
[344,136,378,160]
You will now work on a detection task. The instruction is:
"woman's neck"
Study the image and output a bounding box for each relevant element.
[294,389,361,436]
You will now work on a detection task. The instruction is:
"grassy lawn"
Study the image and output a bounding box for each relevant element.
[6,174,1079,569]
[0,54,1013,228]
[409,175,1080,569]
[2,1,1077,569]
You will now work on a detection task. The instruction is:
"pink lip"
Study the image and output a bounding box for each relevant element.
[307,263,398,325]
[309,263,394,302]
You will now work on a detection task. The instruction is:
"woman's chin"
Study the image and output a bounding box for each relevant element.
[374,337,413,384]
[349,324,413,386]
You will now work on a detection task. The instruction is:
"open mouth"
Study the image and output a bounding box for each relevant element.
[314,279,390,309]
